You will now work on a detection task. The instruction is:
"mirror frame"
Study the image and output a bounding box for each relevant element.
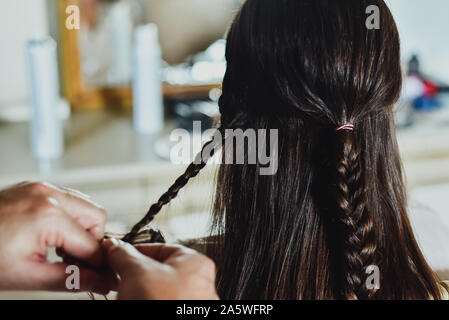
[57,0,221,110]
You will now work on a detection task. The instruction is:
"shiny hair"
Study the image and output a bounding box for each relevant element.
[124,0,443,299]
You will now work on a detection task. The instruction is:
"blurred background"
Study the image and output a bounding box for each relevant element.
[0,0,448,298]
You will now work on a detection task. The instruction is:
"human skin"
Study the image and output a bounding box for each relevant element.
[103,240,219,300]
[0,182,112,294]
[0,182,219,299]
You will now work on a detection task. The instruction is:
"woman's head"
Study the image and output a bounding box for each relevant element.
[214,0,441,299]
[124,0,443,299]
[220,0,401,126]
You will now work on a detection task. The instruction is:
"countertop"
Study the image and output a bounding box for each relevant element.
[0,101,448,189]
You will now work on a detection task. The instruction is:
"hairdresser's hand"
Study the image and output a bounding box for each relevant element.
[0,182,112,294]
[103,240,219,300]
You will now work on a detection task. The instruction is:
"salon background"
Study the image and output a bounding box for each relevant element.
[0,0,448,299]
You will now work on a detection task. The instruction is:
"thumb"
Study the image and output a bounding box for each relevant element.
[102,239,158,279]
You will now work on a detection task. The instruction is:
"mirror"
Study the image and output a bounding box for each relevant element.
[58,0,240,109]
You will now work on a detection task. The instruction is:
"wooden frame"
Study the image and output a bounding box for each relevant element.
[57,0,221,110]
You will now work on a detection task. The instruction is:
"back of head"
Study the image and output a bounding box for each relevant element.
[212,0,442,299]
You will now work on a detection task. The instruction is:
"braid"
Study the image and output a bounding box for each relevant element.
[122,136,221,243]
[334,130,376,300]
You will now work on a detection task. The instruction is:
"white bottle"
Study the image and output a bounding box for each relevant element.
[133,24,164,134]
[26,37,63,160]
[108,1,133,85]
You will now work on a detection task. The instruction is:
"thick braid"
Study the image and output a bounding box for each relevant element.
[122,137,221,243]
[334,130,372,300]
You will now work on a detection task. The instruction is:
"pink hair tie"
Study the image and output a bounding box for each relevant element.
[335,124,355,132]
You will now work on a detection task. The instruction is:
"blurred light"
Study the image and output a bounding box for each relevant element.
[191,61,226,83]
[204,39,226,61]
[209,87,222,102]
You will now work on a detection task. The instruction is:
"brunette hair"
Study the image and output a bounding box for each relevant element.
[123,0,443,299]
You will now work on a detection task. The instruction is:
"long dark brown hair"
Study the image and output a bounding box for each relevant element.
[123,0,444,299]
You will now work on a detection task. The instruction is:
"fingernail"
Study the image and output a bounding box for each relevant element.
[102,238,118,251]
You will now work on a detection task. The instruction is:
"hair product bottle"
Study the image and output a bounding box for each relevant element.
[133,23,164,135]
[26,37,63,160]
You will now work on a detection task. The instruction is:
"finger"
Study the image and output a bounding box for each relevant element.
[45,214,104,266]
[102,240,160,279]
[51,189,106,240]
[23,182,106,240]
[56,247,66,259]
[61,255,119,291]
[29,262,116,294]
[59,186,92,201]
[136,244,216,282]
[134,244,197,262]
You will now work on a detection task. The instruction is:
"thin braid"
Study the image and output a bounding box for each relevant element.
[334,131,371,300]
[122,136,221,243]
[355,175,378,298]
